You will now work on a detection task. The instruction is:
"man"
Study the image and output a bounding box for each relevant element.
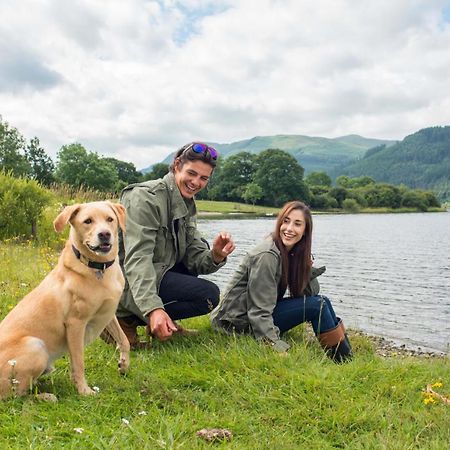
[115,142,235,347]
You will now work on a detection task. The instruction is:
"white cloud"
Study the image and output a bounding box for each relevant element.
[1,0,450,169]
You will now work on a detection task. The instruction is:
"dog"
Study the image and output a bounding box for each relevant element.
[0,201,130,398]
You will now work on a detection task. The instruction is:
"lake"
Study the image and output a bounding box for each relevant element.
[198,212,450,354]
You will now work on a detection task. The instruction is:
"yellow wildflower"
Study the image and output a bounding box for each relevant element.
[424,397,436,405]
[432,382,443,388]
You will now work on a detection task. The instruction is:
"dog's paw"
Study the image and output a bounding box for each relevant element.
[118,356,130,374]
[77,385,97,396]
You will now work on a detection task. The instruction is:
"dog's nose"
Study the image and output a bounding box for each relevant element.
[98,231,111,242]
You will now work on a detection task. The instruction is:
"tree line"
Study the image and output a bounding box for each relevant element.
[1,115,441,212]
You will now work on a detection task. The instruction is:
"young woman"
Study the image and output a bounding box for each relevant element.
[115,142,235,348]
[211,200,352,362]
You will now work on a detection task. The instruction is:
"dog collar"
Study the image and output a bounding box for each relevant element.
[71,244,115,278]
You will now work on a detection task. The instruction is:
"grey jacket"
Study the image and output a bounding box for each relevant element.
[117,172,224,321]
[210,238,325,352]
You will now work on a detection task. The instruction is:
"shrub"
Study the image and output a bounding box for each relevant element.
[0,171,51,239]
[342,198,361,213]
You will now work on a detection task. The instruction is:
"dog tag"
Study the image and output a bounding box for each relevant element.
[95,270,104,280]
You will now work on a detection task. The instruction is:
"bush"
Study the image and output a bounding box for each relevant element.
[0,172,51,239]
[342,198,361,213]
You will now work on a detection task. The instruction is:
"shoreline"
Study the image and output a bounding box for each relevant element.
[353,330,448,359]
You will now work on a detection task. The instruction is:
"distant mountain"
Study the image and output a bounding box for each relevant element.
[336,126,450,200]
[142,134,395,174]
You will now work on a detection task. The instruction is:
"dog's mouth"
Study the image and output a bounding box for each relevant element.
[87,242,112,254]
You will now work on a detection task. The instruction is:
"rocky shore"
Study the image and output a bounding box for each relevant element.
[354,330,448,359]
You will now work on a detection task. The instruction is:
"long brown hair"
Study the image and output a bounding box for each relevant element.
[272,201,313,297]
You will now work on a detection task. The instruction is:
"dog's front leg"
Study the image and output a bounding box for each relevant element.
[65,319,95,395]
[103,317,130,374]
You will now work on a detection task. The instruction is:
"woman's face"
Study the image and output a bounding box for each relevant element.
[174,160,213,199]
[279,208,306,251]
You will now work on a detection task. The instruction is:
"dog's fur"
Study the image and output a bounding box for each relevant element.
[0,201,130,398]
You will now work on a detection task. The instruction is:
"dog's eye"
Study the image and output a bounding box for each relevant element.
[84,218,92,224]
[107,217,114,222]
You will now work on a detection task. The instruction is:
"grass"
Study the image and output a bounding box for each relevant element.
[195,200,279,216]
[1,241,449,449]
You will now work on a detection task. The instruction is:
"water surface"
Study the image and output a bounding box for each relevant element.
[198,212,450,354]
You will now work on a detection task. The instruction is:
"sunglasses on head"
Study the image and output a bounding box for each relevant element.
[188,142,218,160]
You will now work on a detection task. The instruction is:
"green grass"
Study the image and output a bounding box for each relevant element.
[1,242,449,449]
[195,200,279,216]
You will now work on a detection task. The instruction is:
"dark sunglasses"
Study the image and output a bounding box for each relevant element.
[188,142,218,160]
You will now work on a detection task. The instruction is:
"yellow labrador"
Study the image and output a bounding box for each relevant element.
[0,201,130,398]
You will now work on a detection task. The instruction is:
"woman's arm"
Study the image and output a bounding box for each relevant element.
[246,251,290,352]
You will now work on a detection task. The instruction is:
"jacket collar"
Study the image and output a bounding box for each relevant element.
[163,172,197,220]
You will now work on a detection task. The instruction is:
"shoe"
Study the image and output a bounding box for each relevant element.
[318,319,353,363]
[101,316,151,350]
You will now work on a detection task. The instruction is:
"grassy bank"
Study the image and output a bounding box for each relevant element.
[0,242,449,449]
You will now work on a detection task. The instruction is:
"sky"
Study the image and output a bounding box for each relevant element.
[1,0,450,170]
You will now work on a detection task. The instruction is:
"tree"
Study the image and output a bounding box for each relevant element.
[143,163,170,181]
[55,143,118,192]
[209,152,257,201]
[0,116,31,177]
[25,137,55,186]
[253,149,310,207]
[242,182,263,205]
[305,171,332,187]
[104,157,142,186]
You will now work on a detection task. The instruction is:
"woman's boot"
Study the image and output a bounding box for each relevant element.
[318,319,353,363]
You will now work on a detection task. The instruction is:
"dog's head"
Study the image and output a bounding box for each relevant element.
[53,201,126,258]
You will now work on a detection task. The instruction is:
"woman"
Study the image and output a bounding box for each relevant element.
[114,142,235,348]
[211,200,352,362]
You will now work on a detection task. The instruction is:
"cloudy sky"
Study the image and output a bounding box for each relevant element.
[1,0,450,169]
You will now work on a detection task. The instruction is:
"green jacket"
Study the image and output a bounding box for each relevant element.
[210,238,325,352]
[117,173,225,321]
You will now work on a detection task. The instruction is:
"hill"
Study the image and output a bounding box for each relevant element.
[144,134,395,174]
[336,126,450,200]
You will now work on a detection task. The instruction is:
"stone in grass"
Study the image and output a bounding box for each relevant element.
[196,428,233,442]
[35,393,58,402]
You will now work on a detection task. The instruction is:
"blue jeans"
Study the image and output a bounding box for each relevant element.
[272,295,339,335]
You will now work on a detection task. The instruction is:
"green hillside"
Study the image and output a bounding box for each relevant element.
[337,126,450,201]
[155,134,394,174]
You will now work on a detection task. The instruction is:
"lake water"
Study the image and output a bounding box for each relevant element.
[198,212,450,354]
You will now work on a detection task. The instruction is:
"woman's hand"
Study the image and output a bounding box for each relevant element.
[211,231,236,263]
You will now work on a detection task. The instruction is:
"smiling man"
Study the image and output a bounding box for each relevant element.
[114,142,235,348]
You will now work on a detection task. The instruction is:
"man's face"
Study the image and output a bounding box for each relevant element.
[174,160,213,199]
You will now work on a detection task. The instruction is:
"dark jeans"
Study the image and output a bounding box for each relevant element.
[272,295,339,335]
[158,266,220,320]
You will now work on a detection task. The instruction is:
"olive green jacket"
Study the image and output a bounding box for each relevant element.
[117,173,225,321]
[210,239,325,352]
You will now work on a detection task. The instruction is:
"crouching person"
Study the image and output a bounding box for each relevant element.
[211,200,352,363]
[112,142,235,348]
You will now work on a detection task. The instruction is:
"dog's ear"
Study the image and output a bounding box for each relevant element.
[108,202,127,232]
[53,204,81,233]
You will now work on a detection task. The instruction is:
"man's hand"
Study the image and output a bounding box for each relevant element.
[148,309,178,341]
[211,231,236,264]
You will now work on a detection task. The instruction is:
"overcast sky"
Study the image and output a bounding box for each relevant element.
[1,0,450,169]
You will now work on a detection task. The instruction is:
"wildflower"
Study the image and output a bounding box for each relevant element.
[74,428,84,434]
[11,378,20,385]
[432,382,443,388]
[138,411,147,416]
[121,418,130,425]
[92,386,100,393]
[8,359,17,367]
[424,396,436,405]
